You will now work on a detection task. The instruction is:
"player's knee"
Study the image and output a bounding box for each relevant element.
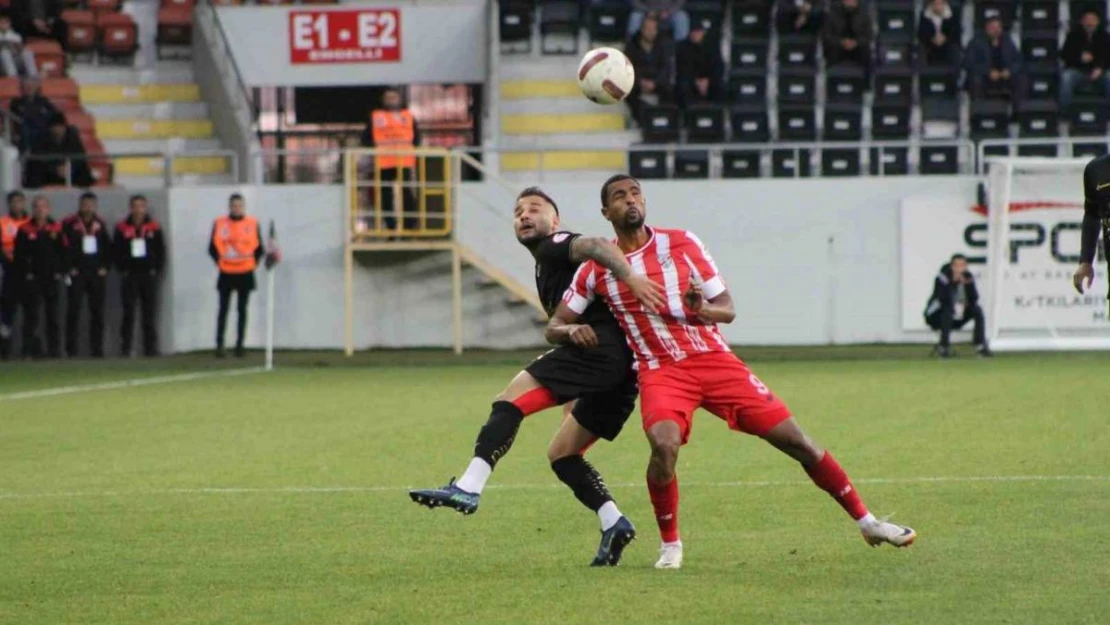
[647,426,681,465]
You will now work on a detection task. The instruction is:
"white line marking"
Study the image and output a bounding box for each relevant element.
[0,367,267,402]
[1,475,1106,501]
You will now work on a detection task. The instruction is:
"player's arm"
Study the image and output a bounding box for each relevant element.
[544,301,599,347]
[1075,162,1099,294]
[568,236,665,310]
[680,230,735,323]
[683,283,736,324]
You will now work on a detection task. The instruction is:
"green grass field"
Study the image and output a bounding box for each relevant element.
[2,348,1109,625]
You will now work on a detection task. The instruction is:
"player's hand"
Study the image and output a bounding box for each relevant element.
[567,324,599,348]
[1073,263,1095,294]
[625,274,666,312]
[683,283,704,312]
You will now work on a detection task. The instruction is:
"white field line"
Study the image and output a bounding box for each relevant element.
[1,474,1106,501]
[0,367,267,402]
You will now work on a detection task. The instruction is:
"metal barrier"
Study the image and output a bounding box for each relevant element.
[343,147,454,239]
[20,149,240,187]
[975,137,1110,174]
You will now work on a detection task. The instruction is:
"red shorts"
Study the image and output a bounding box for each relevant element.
[639,351,792,444]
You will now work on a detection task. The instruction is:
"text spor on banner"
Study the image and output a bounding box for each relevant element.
[289,9,401,65]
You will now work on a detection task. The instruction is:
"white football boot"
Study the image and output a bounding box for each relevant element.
[654,541,684,569]
[860,516,917,548]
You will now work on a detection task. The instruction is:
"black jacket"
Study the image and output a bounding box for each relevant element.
[8,94,58,149]
[114,216,166,275]
[625,34,674,84]
[676,37,724,84]
[25,125,94,189]
[13,217,65,280]
[61,213,112,275]
[917,7,961,50]
[924,263,979,317]
[1061,27,1110,71]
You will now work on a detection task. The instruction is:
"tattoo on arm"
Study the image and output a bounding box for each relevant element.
[570,237,632,279]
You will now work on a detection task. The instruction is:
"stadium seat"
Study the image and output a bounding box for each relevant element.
[777,105,816,141]
[730,38,769,71]
[65,108,95,137]
[874,66,912,104]
[871,104,911,139]
[62,10,96,55]
[26,39,65,77]
[82,135,105,156]
[1018,101,1058,138]
[209,0,244,5]
[1022,31,1059,69]
[823,103,862,141]
[825,64,866,103]
[970,100,1011,140]
[727,68,765,105]
[729,104,770,142]
[974,0,1017,29]
[641,105,680,143]
[86,0,120,13]
[162,0,197,8]
[41,77,80,110]
[777,67,814,103]
[1068,100,1108,136]
[629,149,668,178]
[539,0,581,55]
[821,148,861,177]
[876,37,912,66]
[721,149,761,178]
[1074,76,1108,100]
[156,8,192,58]
[0,77,19,109]
[777,35,816,68]
[876,3,914,39]
[499,0,533,53]
[918,67,957,100]
[1073,142,1108,158]
[1022,0,1059,31]
[686,1,724,42]
[1028,69,1059,102]
[731,0,770,37]
[1070,0,1107,23]
[919,145,959,174]
[88,158,114,187]
[588,2,628,43]
[683,105,725,143]
[99,12,139,60]
[921,99,960,137]
[772,148,811,177]
[674,150,710,178]
[299,0,338,4]
[869,146,909,175]
[1017,144,1058,157]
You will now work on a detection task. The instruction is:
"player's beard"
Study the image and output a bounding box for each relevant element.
[619,207,645,231]
[516,221,552,246]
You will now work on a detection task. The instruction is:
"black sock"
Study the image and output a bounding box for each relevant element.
[473,401,525,468]
[550,455,613,513]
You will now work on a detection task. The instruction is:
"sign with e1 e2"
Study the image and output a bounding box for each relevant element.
[289,9,401,64]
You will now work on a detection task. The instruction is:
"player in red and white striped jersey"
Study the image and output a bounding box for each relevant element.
[547,175,916,569]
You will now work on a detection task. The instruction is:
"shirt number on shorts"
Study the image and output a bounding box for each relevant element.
[749,374,769,395]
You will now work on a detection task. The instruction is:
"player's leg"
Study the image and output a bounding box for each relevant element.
[408,369,559,514]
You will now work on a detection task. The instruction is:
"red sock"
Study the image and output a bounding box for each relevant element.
[804,452,869,520]
[647,476,680,543]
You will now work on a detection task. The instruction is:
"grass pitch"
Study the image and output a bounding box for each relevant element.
[1,348,1108,625]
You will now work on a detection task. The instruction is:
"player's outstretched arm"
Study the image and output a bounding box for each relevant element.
[1075,162,1100,294]
[544,302,598,347]
[684,283,736,324]
[569,236,665,311]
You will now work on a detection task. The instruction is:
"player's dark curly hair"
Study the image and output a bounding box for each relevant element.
[516,187,559,215]
[600,174,638,207]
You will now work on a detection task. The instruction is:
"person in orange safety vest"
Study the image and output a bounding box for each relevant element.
[0,190,29,359]
[208,193,264,359]
[360,87,421,234]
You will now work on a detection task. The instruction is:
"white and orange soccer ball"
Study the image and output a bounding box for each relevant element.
[576,47,636,105]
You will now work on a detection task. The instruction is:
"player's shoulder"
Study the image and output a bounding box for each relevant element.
[1085,153,1110,177]
[657,227,706,248]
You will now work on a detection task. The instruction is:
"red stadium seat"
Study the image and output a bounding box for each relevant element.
[82,135,105,156]
[25,39,65,77]
[255,0,295,5]
[209,0,243,5]
[88,159,114,187]
[0,77,20,109]
[161,0,196,9]
[65,108,96,137]
[299,0,340,4]
[62,10,97,54]
[86,0,120,14]
[156,7,192,48]
[98,12,138,58]
[41,77,80,109]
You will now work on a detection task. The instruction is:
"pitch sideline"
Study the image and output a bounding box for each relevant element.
[0,366,267,402]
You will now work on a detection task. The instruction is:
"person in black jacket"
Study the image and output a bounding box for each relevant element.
[624,15,675,124]
[917,0,961,67]
[61,191,111,357]
[24,113,93,189]
[9,78,58,152]
[675,24,723,107]
[114,194,165,357]
[1060,10,1110,111]
[923,254,992,358]
[13,194,63,358]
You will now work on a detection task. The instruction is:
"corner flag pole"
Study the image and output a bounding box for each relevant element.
[264,220,282,371]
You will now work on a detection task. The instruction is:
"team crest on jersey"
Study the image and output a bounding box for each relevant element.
[659,254,673,269]
[553,233,569,243]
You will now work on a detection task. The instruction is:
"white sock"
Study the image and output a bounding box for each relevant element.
[662,540,682,548]
[856,512,877,529]
[454,458,492,494]
[597,501,623,531]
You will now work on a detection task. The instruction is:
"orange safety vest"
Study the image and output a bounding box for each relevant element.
[371,109,416,169]
[0,214,29,259]
[212,215,259,274]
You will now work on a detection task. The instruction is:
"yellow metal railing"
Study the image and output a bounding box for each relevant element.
[344,147,453,239]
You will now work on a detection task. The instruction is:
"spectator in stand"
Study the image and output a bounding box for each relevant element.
[13,194,63,359]
[25,113,93,189]
[114,194,165,357]
[675,23,723,107]
[917,0,961,67]
[61,191,111,358]
[0,12,36,78]
[624,15,675,124]
[13,0,66,47]
[777,0,823,36]
[626,0,689,44]
[9,78,57,151]
[964,17,1027,111]
[1060,10,1110,111]
[360,87,420,233]
[822,0,874,76]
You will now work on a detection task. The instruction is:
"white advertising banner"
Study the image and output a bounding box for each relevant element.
[900,194,1108,332]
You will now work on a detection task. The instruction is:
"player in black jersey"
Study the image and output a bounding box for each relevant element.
[1073,153,1110,302]
[409,187,665,566]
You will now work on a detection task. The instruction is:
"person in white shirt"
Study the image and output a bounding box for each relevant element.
[0,13,37,78]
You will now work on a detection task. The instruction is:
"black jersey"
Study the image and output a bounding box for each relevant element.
[527,231,624,345]
[1081,155,1110,293]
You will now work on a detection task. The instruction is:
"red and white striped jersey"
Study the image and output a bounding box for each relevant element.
[563,227,730,370]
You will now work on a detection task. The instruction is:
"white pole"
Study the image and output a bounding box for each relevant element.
[265,265,275,371]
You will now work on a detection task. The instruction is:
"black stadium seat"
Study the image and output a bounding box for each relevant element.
[730,104,771,142]
[498,0,533,53]
[731,0,771,36]
[722,149,761,178]
[588,2,629,43]
[629,149,668,178]
[869,146,909,175]
[1022,31,1059,69]
[539,0,580,54]
[871,104,911,139]
[823,103,863,141]
[875,66,913,103]
[730,38,770,71]
[778,35,816,68]
[1023,0,1059,31]
[641,105,680,143]
[826,64,866,102]
[778,67,815,103]
[970,100,1011,141]
[772,148,812,177]
[684,105,726,143]
[822,148,861,177]
[727,68,767,105]
[674,150,710,178]
[1019,101,1059,138]
[920,145,960,175]
[778,105,816,141]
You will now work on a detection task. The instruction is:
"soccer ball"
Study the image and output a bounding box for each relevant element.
[577,47,635,105]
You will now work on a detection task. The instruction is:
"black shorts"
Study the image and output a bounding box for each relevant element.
[524,343,637,441]
[217,271,256,292]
